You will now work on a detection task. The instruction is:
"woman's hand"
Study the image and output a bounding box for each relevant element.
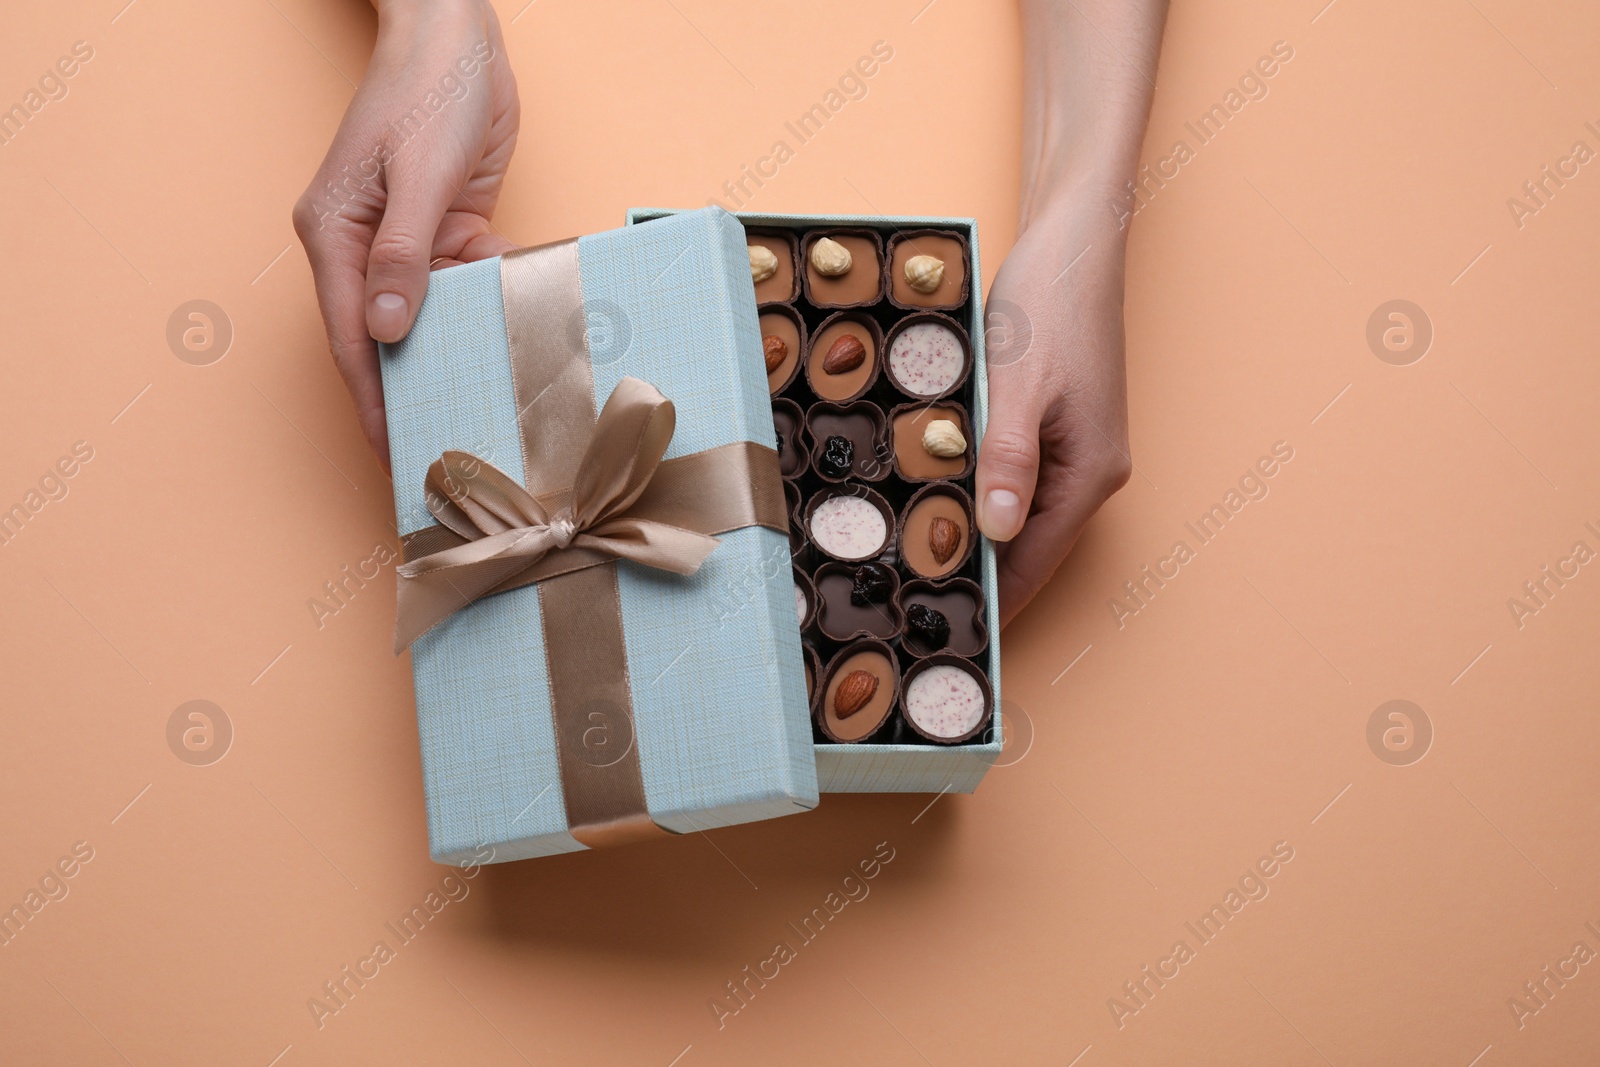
[977,196,1133,625]
[977,0,1166,625]
[293,0,520,468]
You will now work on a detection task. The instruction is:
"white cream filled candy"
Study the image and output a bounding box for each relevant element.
[888,322,964,397]
[905,664,985,739]
[809,496,887,559]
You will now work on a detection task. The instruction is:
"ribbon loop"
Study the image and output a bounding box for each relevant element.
[393,377,722,652]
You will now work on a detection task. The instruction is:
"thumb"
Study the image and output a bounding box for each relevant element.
[975,402,1042,542]
[365,167,454,344]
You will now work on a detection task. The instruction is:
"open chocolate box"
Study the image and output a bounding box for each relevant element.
[629,210,1003,794]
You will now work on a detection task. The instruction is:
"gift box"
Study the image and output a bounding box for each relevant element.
[380,208,818,864]
[629,210,1004,796]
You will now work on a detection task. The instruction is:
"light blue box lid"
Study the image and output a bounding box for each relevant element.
[379,207,818,863]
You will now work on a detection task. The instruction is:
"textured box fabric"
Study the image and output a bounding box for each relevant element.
[628,209,1005,795]
[380,207,818,864]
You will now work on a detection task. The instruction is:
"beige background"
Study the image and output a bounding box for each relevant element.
[3,0,1599,1063]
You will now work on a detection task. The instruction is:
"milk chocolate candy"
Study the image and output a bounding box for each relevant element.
[807,401,891,483]
[897,578,987,658]
[818,639,901,744]
[882,312,972,401]
[814,561,903,642]
[805,312,883,403]
[890,401,973,482]
[801,228,885,309]
[900,653,992,745]
[759,303,805,395]
[899,483,975,580]
[886,229,969,311]
[747,229,799,304]
[771,397,808,480]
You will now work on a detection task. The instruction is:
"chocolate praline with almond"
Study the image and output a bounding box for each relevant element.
[759,303,805,395]
[805,313,882,403]
[818,639,900,743]
[899,483,975,579]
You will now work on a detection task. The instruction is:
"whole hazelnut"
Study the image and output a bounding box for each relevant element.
[749,244,778,284]
[921,419,967,458]
[810,237,853,277]
[904,254,945,294]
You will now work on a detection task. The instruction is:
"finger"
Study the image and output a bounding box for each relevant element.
[435,211,517,264]
[365,165,458,344]
[459,231,517,261]
[994,457,1130,625]
[293,205,392,469]
[974,377,1044,542]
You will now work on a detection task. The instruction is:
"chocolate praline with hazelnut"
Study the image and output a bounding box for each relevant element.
[746,230,799,303]
[885,229,969,311]
[802,228,884,309]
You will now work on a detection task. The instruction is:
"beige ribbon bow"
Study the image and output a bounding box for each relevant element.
[393,377,722,651]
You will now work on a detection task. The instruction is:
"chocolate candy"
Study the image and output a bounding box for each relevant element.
[802,229,884,309]
[898,578,987,658]
[807,401,889,483]
[883,313,971,400]
[886,230,969,311]
[760,304,805,394]
[900,654,993,745]
[806,487,894,562]
[805,313,881,403]
[748,230,799,304]
[900,484,974,579]
[890,402,972,481]
[815,563,901,642]
[819,641,900,743]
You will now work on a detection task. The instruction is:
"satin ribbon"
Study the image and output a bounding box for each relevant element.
[393,377,728,652]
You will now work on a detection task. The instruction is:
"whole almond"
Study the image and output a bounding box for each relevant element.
[834,669,879,719]
[822,334,866,375]
[763,335,788,373]
[929,515,962,565]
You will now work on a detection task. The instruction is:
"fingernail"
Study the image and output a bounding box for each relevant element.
[370,292,409,343]
[980,489,1025,541]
